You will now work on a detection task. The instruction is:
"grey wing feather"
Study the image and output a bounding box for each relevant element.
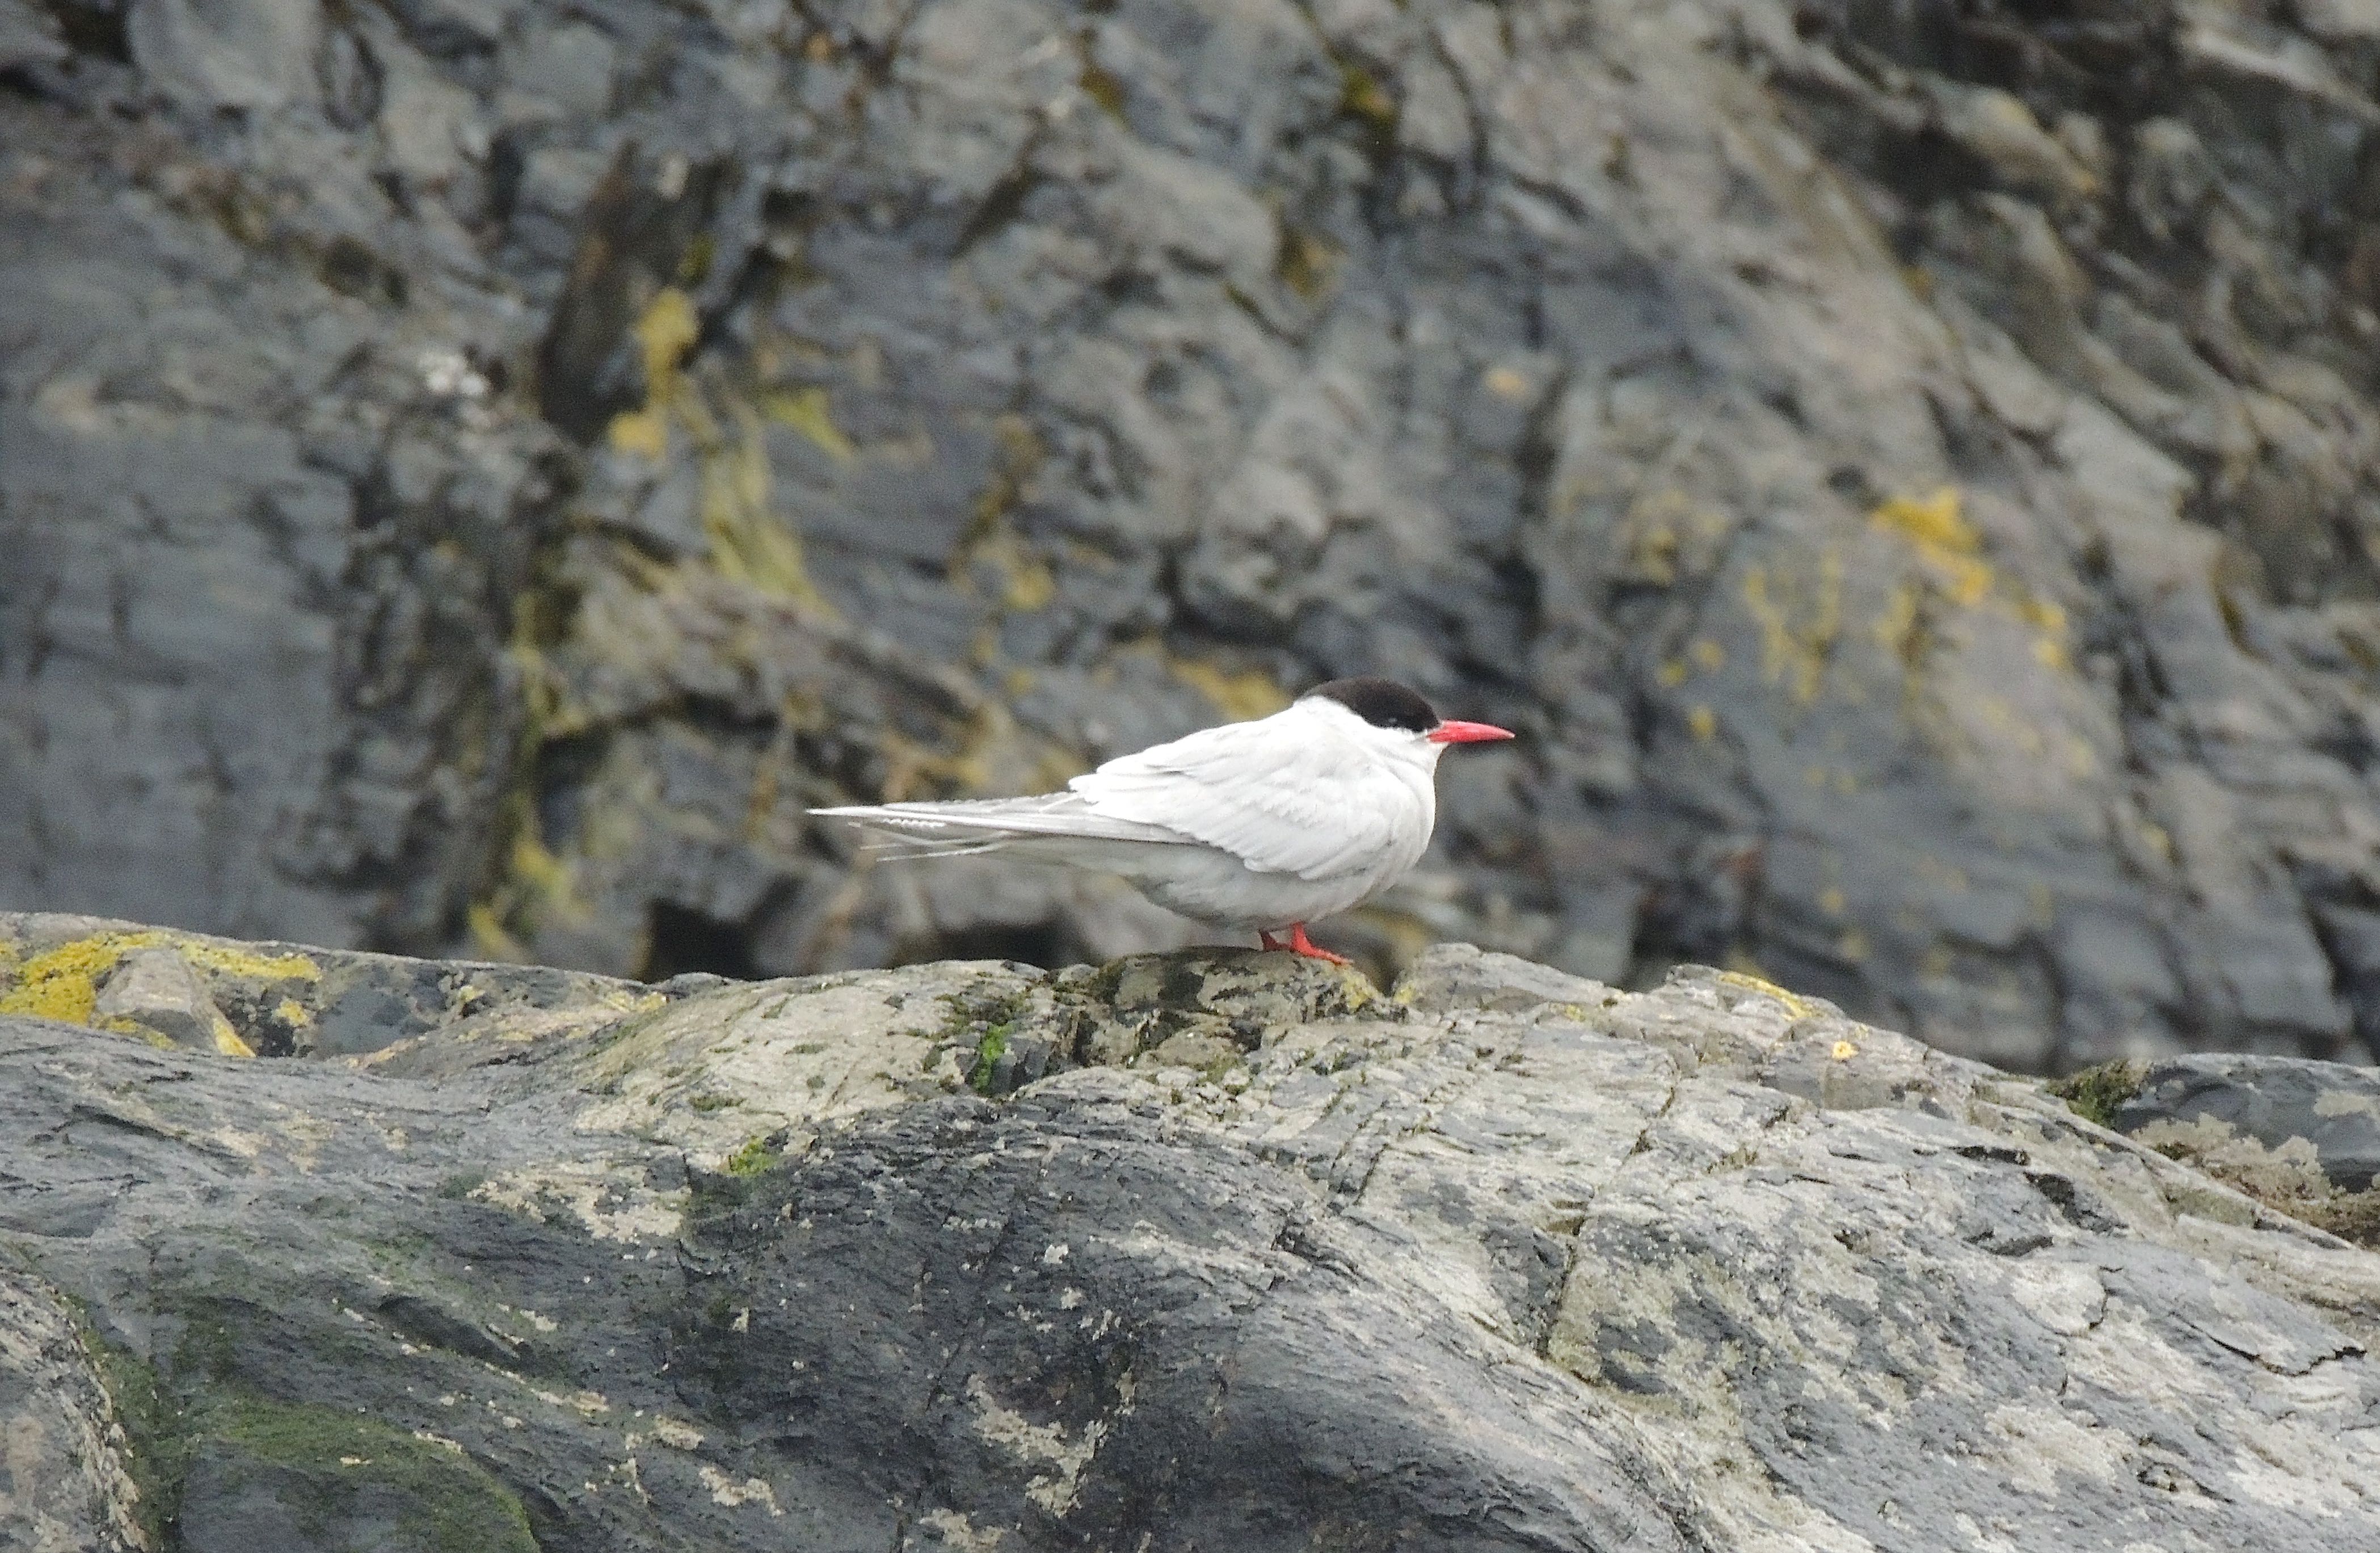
[810,792,1197,848]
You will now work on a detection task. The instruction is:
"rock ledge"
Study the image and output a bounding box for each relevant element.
[2,911,2377,1551]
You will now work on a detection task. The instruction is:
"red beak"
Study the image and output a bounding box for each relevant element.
[1425,721,1515,744]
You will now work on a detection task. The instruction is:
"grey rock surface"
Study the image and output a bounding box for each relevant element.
[0,0,64,69]
[17,0,2380,1071]
[92,944,251,1055]
[2117,1053,2380,1191]
[0,1265,146,1552]
[3,911,2379,1550]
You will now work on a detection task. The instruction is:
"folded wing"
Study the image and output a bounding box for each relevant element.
[1067,717,1403,880]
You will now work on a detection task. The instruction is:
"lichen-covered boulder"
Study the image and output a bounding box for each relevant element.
[2116,1054,2380,1192]
[2054,1051,2380,1248]
[2,913,2378,1550]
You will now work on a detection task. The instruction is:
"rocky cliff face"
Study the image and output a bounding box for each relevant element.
[14,0,2380,1070]
[3,910,2379,1550]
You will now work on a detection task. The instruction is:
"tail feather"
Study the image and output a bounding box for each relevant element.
[810,794,1192,848]
[856,835,1014,860]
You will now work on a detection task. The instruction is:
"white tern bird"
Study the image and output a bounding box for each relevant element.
[811,677,1514,962]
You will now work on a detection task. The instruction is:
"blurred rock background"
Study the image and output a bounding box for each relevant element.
[9,0,2380,1070]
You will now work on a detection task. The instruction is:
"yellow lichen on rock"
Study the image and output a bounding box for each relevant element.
[953,525,1056,614]
[1872,580,1920,662]
[471,813,610,961]
[0,930,310,1053]
[1,931,171,1025]
[638,288,700,376]
[1869,486,2072,671]
[1171,658,1291,722]
[760,386,856,462]
[994,538,1055,611]
[1279,228,1342,300]
[704,406,827,608]
[1741,549,1843,704]
[609,395,668,458]
[467,903,524,961]
[1716,967,1817,1020]
[175,940,322,985]
[2019,595,2071,670]
[607,288,701,460]
[96,1014,180,1050]
[1872,486,1991,605]
[1338,61,1397,132]
[868,697,1081,806]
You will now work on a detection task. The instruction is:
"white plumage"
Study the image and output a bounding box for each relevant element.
[811,679,1513,960]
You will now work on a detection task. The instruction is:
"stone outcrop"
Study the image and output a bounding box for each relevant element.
[4,910,2377,1549]
[16,0,2380,1068]
[2052,1049,2380,1245]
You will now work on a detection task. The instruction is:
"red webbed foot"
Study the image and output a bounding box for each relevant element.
[1261,924,1349,964]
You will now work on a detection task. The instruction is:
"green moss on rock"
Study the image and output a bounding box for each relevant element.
[68,1304,189,1551]
[724,1132,782,1176]
[968,1021,1014,1094]
[197,1395,537,1553]
[2049,1060,2146,1130]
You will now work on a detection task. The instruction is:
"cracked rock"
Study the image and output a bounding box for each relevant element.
[3,911,2378,1550]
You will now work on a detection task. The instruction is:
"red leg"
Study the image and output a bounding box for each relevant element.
[1284,924,1350,965]
[1258,928,1284,952]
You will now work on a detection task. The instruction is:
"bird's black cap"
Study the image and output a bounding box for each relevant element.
[1304,677,1439,733]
